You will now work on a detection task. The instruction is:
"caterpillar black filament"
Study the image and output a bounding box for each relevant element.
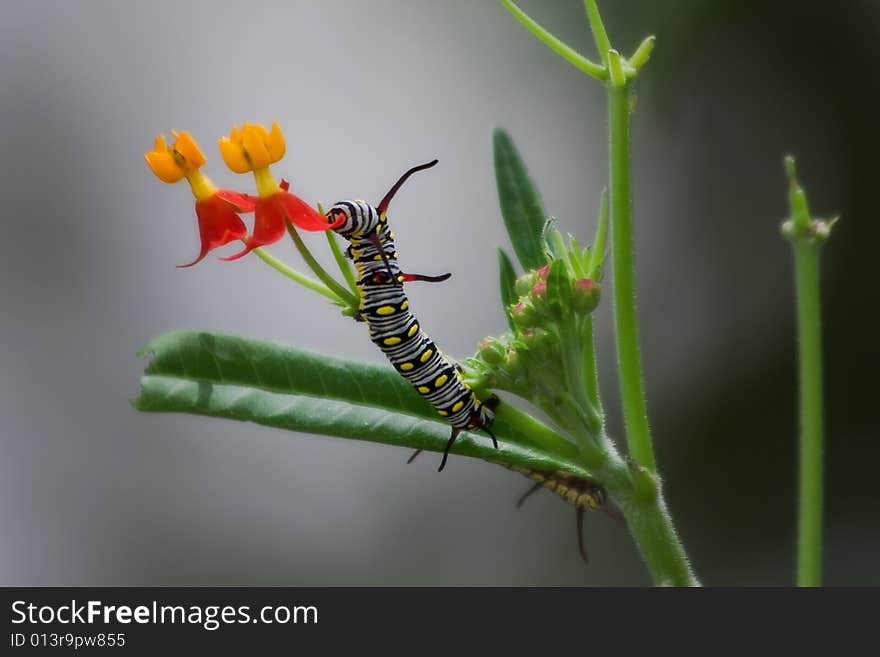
[506,464,608,563]
[326,160,497,471]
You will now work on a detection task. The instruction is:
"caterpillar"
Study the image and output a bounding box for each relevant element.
[326,160,497,472]
[506,464,609,563]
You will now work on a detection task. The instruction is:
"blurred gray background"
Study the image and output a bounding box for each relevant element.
[1,0,877,586]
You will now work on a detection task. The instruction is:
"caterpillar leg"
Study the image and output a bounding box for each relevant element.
[437,428,462,472]
[401,272,452,283]
[481,423,499,450]
[576,507,589,564]
[515,481,544,508]
[406,449,422,464]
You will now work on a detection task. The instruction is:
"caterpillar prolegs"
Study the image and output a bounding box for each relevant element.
[325,161,497,472]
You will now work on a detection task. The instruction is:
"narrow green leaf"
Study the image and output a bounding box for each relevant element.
[587,188,609,281]
[497,248,517,330]
[494,128,549,271]
[134,330,587,475]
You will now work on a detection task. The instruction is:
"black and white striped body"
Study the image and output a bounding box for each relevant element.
[327,200,495,433]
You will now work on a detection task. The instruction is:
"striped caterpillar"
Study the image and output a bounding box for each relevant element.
[326,160,497,471]
[506,464,609,563]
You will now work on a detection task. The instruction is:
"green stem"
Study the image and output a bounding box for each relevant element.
[583,0,612,66]
[580,317,603,423]
[498,0,606,80]
[252,247,340,303]
[783,156,827,587]
[793,243,824,587]
[493,400,583,462]
[608,82,656,472]
[285,222,359,307]
[602,462,699,587]
[326,230,359,297]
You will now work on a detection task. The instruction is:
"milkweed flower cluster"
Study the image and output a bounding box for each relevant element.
[145,122,340,267]
[465,228,605,454]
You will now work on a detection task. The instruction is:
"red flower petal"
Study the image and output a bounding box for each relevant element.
[218,196,286,262]
[178,195,248,268]
[216,189,256,213]
[279,192,337,231]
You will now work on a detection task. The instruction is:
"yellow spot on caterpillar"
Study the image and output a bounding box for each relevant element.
[393,252,399,258]
[408,324,419,337]
[389,232,395,239]
[420,349,433,363]
[383,336,402,346]
[400,300,409,310]
[588,497,599,509]
[400,362,414,371]
[376,306,396,316]
[373,255,382,261]
[418,386,430,394]
[434,374,448,388]
[397,275,404,283]
[438,410,449,416]
[451,400,464,413]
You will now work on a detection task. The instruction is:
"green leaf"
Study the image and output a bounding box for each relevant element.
[497,248,517,331]
[493,128,549,271]
[134,330,587,475]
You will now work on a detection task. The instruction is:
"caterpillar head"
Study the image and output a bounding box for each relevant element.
[326,200,381,239]
[327,159,439,240]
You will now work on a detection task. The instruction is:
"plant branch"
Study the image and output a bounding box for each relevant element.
[252,247,341,303]
[285,222,359,307]
[498,0,606,80]
[608,83,656,472]
[783,156,829,587]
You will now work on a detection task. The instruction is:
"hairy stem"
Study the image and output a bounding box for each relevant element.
[608,82,656,473]
[793,242,824,586]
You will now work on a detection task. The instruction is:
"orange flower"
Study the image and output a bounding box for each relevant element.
[217,122,340,261]
[145,131,255,267]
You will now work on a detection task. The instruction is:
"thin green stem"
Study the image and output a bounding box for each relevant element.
[784,157,827,587]
[493,400,583,461]
[580,317,603,423]
[628,36,656,73]
[498,0,606,80]
[583,0,612,66]
[326,231,359,297]
[608,83,656,472]
[285,222,359,307]
[252,247,340,303]
[793,242,824,587]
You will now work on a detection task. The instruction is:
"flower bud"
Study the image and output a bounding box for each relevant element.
[521,328,554,361]
[511,299,539,329]
[478,337,506,366]
[572,278,601,315]
[514,273,536,297]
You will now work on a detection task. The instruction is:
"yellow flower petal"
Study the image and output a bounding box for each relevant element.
[218,137,251,174]
[267,121,286,164]
[172,131,206,168]
[145,150,185,183]
[241,125,271,169]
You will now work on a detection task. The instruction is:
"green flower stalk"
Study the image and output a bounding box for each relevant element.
[781,156,835,587]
